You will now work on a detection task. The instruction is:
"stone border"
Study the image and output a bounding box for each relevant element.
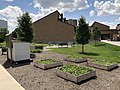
[87,61,118,70]
[34,62,63,70]
[56,69,96,83]
[64,58,88,63]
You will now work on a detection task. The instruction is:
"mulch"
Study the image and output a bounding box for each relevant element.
[0,51,120,90]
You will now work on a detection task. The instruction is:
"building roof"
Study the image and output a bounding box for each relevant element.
[117,24,120,26]
[100,30,117,31]
[91,21,110,28]
[109,29,117,31]
[33,10,60,24]
[0,19,7,22]
[33,10,75,27]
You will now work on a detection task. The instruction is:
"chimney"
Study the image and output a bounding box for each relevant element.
[61,14,63,20]
[63,18,66,22]
[116,24,120,30]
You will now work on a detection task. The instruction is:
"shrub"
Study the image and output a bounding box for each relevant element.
[0,38,5,43]
[31,49,42,53]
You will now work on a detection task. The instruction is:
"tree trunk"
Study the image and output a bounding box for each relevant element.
[81,44,84,53]
[94,40,96,46]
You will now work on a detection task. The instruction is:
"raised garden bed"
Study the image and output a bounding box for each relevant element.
[56,64,96,83]
[87,59,118,70]
[64,55,88,63]
[34,59,63,70]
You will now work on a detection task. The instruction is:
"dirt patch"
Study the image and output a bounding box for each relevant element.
[0,51,120,90]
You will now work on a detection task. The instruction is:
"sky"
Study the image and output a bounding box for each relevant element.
[0,0,120,33]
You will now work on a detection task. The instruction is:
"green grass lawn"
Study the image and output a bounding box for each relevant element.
[52,42,120,63]
[0,41,6,47]
[31,43,48,47]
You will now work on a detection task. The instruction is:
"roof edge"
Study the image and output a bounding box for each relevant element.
[33,10,60,24]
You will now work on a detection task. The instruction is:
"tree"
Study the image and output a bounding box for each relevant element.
[0,28,7,43]
[76,16,90,53]
[12,28,20,39]
[12,28,17,39]
[17,12,33,42]
[92,27,101,46]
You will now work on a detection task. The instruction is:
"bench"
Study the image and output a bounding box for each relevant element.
[35,46,43,50]
[58,43,68,48]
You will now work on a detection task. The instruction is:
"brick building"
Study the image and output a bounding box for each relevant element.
[33,11,77,43]
[91,21,120,41]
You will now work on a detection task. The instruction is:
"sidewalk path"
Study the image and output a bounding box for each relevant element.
[0,64,25,90]
[101,40,120,46]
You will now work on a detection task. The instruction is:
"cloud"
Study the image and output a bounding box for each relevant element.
[89,10,95,17]
[29,3,33,6]
[31,0,90,24]
[29,13,41,22]
[115,0,120,3]
[33,0,90,14]
[94,0,120,16]
[0,6,23,33]
[5,0,14,2]
[101,21,116,29]
[0,6,43,33]
[94,1,104,10]
[115,17,120,21]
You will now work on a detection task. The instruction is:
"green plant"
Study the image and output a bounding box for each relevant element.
[59,64,94,76]
[67,55,82,60]
[31,49,42,53]
[36,49,41,53]
[91,27,101,46]
[91,59,116,66]
[17,12,33,42]
[0,28,7,42]
[76,16,90,53]
[36,59,58,64]
[0,41,6,47]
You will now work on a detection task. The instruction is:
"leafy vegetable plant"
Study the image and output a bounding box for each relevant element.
[91,59,116,66]
[59,64,94,76]
[36,59,58,64]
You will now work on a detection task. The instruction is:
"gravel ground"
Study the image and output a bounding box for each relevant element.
[0,51,120,90]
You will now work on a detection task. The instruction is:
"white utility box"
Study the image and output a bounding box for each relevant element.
[6,34,31,62]
[7,40,30,62]
[12,42,30,61]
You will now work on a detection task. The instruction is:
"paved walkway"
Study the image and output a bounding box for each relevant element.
[101,40,120,46]
[43,45,72,51]
[0,64,25,90]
